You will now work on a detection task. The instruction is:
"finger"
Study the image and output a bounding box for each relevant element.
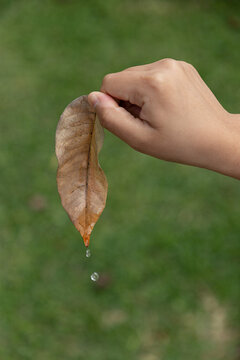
[119,100,141,118]
[88,91,152,151]
[123,61,158,72]
[124,63,153,72]
[100,71,146,107]
[123,59,173,72]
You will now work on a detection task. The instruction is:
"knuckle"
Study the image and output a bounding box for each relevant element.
[144,59,180,89]
[180,61,195,71]
[160,58,178,70]
[144,72,166,91]
[144,72,162,87]
[180,60,190,67]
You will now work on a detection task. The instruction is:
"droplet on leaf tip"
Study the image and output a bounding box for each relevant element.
[86,248,91,258]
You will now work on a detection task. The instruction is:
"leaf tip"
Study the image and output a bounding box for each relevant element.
[83,234,90,247]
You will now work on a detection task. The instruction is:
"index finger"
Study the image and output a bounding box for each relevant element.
[100,71,146,108]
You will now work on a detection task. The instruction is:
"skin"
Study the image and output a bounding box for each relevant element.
[88,59,240,180]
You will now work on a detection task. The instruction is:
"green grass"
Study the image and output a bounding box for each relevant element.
[0,0,240,359]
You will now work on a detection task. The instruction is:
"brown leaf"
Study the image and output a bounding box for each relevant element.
[55,95,108,247]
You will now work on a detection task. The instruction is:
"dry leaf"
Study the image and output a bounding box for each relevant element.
[55,95,108,247]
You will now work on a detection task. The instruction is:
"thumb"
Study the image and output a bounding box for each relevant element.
[88,91,148,150]
[88,91,119,112]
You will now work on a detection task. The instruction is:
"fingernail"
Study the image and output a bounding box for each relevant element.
[88,93,99,109]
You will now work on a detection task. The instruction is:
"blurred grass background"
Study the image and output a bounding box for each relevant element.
[0,0,240,359]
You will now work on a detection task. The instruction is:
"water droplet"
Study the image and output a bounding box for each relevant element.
[91,272,99,282]
[86,248,91,258]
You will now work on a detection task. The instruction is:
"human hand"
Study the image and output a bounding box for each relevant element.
[88,59,240,179]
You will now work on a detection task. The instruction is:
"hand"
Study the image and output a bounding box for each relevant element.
[88,59,240,179]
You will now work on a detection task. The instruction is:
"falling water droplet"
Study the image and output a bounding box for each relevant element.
[86,248,91,258]
[91,272,99,282]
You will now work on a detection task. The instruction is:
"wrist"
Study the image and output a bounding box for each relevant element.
[204,112,240,179]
